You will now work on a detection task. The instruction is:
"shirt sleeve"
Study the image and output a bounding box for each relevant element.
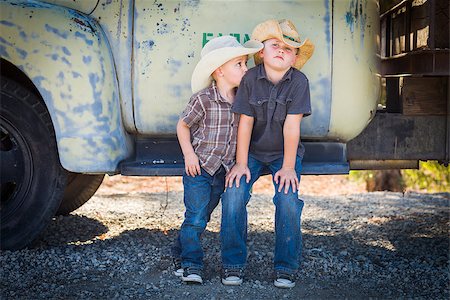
[287,75,312,117]
[232,74,254,117]
[180,94,205,128]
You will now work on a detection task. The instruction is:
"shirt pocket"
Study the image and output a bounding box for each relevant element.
[249,98,269,120]
[274,97,290,121]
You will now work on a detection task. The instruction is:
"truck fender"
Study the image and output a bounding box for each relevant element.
[0,0,132,173]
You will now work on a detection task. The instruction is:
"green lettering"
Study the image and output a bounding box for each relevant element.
[230,33,240,42]
[202,32,213,46]
[243,34,250,43]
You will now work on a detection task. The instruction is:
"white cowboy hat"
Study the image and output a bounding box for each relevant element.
[191,35,263,93]
[251,19,315,70]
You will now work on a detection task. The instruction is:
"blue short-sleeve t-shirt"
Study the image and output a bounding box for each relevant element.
[232,64,312,162]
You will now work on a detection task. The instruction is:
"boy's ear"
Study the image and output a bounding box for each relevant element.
[258,49,264,59]
[212,68,223,79]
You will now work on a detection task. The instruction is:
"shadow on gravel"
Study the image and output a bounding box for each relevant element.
[32,215,109,248]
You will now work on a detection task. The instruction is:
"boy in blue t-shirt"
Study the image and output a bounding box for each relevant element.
[220,19,315,288]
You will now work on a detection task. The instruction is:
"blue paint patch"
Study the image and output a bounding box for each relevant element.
[60,92,72,100]
[62,46,71,56]
[323,0,331,56]
[345,0,368,48]
[302,76,332,136]
[83,55,92,64]
[181,18,190,32]
[89,73,102,105]
[167,84,189,98]
[45,24,68,39]
[185,0,200,7]
[33,75,46,86]
[57,71,64,82]
[49,53,59,61]
[142,40,155,50]
[72,71,81,78]
[61,57,72,67]
[156,22,171,35]
[166,59,182,76]
[75,32,94,46]
[19,31,28,41]
[0,45,10,58]
[345,11,355,33]
[0,37,13,46]
[15,48,27,59]
[0,20,15,27]
[73,103,91,114]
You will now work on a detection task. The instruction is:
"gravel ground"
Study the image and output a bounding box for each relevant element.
[1,177,449,299]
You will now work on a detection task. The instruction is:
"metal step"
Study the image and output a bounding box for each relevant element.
[120,138,349,176]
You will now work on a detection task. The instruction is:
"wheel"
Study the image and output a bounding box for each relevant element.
[0,77,67,250]
[56,173,105,215]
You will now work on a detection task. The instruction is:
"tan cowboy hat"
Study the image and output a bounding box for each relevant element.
[251,19,315,70]
[191,36,263,93]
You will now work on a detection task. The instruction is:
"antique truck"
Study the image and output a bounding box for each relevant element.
[1,0,448,250]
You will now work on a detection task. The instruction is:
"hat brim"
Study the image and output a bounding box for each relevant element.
[191,40,263,93]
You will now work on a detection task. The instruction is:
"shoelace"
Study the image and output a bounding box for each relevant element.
[173,258,182,269]
[276,271,295,281]
[224,269,243,278]
[184,266,202,276]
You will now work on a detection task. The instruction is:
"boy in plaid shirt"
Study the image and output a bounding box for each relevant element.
[172,36,262,284]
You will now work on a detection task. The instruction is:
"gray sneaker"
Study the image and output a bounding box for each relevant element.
[181,267,203,284]
[173,258,183,277]
[221,269,243,286]
[274,271,295,288]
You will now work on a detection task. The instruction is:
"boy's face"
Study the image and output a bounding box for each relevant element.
[216,55,249,88]
[259,38,298,72]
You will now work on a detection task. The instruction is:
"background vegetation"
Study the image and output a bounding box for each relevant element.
[350,161,449,193]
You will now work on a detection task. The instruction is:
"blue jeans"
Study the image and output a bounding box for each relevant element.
[172,166,225,269]
[221,155,304,274]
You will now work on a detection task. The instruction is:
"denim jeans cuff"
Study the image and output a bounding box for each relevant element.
[274,266,296,274]
[181,262,203,270]
[222,264,245,270]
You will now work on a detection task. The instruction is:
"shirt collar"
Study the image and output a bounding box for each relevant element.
[256,63,294,83]
[208,81,229,103]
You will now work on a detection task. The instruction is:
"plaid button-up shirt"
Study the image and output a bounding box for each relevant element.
[181,82,239,176]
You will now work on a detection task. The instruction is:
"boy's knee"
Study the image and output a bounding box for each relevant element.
[274,193,303,209]
[222,186,248,209]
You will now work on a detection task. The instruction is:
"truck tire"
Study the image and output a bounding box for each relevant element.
[56,173,105,215]
[0,77,67,250]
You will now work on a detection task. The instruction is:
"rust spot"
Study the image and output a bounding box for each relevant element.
[72,18,96,33]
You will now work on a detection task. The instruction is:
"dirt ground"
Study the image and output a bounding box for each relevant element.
[2,174,448,299]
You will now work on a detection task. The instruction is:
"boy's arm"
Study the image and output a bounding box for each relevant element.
[225,114,254,188]
[274,114,303,193]
[177,119,201,177]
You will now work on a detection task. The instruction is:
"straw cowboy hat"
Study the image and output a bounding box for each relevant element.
[191,36,263,93]
[251,19,315,70]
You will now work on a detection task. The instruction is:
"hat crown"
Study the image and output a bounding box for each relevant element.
[278,19,301,44]
[201,36,243,58]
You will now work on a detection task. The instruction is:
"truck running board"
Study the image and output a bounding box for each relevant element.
[120,139,349,176]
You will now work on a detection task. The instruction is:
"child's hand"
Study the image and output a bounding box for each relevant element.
[184,153,201,177]
[274,168,299,194]
[225,163,251,188]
